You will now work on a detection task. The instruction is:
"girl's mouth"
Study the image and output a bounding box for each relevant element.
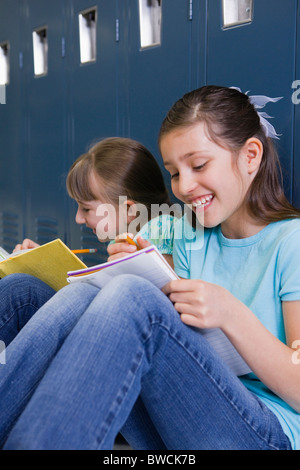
[192,194,214,210]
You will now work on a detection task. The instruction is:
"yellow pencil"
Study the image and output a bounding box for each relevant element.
[125,235,140,250]
[72,249,98,254]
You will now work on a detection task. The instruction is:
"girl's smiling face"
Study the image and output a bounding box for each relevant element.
[160,122,261,238]
[75,199,105,234]
[74,171,138,241]
[75,171,122,241]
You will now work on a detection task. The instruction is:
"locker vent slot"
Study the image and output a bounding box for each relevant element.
[139,0,162,49]
[35,216,58,245]
[0,212,20,253]
[32,27,48,76]
[222,0,253,29]
[79,7,97,64]
[0,42,9,85]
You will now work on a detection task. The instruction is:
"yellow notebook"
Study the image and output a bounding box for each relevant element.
[0,239,87,291]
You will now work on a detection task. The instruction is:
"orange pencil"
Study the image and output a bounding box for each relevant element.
[72,249,98,254]
[125,235,140,250]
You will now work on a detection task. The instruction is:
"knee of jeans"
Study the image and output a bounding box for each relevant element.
[100,274,172,330]
[103,274,159,306]
[49,281,101,306]
[1,273,36,287]
[2,273,54,295]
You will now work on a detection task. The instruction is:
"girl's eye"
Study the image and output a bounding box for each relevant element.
[193,162,207,171]
[170,172,179,180]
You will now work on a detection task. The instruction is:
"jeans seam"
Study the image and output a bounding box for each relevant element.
[95,348,145,449]
[149,320,284,450]
[1,375,48,448]
[0,303,37,330]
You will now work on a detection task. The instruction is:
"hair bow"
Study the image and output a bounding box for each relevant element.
[230,87,283,139]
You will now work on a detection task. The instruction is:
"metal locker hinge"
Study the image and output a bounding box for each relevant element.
[62,37,66,57]
[116,19,120,42]
[189,0,193,20]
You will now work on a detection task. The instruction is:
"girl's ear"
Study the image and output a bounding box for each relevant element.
[243,138,263,175]
[123,199,137,223]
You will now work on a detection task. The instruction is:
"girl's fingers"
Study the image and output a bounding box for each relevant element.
[13,239,39,252]
[180,314,203,328]
[107,242,136,254]
[162,279,203,296]
[135,236,151,249]
[115,233,134,243]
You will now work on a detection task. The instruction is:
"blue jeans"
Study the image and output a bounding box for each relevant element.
[0,274,55,346]
[0,275,291,450]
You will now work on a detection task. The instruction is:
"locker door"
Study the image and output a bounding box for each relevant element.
[293,4,300,208]
[0,0,24,252]
[22,0,67,244]
[206,0,298,201]
[66,0,118,264]
[118,0,207,187]
[67,1,117,152]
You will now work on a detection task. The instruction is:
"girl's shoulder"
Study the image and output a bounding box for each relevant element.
[269,218,300,242]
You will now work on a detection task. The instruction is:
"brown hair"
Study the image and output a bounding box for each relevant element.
[158,85,300,223]
[66,137,171,216]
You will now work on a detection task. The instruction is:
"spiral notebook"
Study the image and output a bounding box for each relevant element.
[67,245,178,289]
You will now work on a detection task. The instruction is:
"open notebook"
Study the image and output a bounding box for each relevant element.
[67,245,251,376]
[0,239,87,291]
[67,245,178,289]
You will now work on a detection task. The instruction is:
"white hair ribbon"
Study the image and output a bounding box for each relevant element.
[230,87,283,139]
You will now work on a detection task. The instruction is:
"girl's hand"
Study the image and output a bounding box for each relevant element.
[162,279,238,331]
[107,233,151,261]
[13,239,40,252]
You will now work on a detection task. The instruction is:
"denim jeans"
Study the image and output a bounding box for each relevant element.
[0,274,55,346]
[0,274,291,450]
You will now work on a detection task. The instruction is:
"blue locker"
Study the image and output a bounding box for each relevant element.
[0,0,24,252]
[293,4,300,208]
[21,0,67,245]
[65,0,118,264]
[119,0,205,162]
[1,0,300,259]
[206,0,298,202]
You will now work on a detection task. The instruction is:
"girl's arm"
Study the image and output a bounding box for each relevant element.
[225,298,300,413]
[163,279,300,412]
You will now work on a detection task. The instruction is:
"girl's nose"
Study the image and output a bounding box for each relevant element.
[178,172,198,196]
[75,208,85,225]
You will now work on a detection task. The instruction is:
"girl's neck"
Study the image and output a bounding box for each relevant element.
[221,212,267,239]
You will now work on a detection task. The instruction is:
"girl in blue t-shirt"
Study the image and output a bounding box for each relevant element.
[1,86,300,450]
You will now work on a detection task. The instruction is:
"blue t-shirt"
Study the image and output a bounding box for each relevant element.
[173,216,300,449]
